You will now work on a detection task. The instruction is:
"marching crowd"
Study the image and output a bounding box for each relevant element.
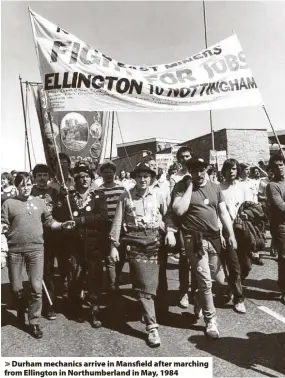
[1,147,285,348]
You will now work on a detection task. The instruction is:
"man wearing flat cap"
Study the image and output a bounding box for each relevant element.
[59,164,109,327]
[172,157,237,339]
[109,161,176,348]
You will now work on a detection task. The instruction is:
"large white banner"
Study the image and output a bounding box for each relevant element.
[30,9,263,111]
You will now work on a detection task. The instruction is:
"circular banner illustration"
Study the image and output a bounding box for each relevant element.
[60,112,89,151]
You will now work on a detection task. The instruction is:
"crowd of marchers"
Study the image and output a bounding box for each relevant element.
[1,147,284,348]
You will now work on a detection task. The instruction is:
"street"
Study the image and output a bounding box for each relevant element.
[1,236,285,377]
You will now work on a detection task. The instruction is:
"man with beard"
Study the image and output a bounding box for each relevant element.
[109,162,176,347]
[266,154,285,304]
[61,165,109,326]
[31,164,58,320]
[1,172,74,338]
[172,158,236,339]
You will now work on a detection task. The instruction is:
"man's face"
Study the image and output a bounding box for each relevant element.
[190,167,206,185]
[1,177,8,188]
[171,169,178,176]
[148,160,157,174]
[102,168,115,184]
[120,171,126,179]
[178,151,192,167]
[225,164,237,181]
[135,172,151,190]
[126,172,130,179]
[58,158,69,174]
[18,178,33,197]
[253,168,260,179]
[272,160,285,180]
[241,167,250,179]
[35,172,49,188]
[76,173,91,190]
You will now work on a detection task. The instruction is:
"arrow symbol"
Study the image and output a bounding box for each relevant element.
[5,362,10,366]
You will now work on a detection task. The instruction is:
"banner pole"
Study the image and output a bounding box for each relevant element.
[110,112,115,160]
[262,105,285,159]
[47,111,74,220]
[19,75,32,171]
[202,0,217,169]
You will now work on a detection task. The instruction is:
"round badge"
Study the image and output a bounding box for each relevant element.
[73,211,79,216]
[86,206,91,212]
[204,199,210,205]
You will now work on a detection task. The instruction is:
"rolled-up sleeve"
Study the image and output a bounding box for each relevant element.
[109,192,125,245]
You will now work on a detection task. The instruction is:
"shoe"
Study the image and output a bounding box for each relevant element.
[270,249,277,257]
[170,253,180,262]
[281,293,285,305]
[75,308,85,323]
[193,298,202,320]
[45,307,56,321]
[147,328,161,348]
[179,293,189,309]
[17,309,26,325]
[224,291,234,304]
[234,301,246,314]
[90,312,102,328]
[205,319,220,339]
[29,324,43,339]
[252,257,264,266]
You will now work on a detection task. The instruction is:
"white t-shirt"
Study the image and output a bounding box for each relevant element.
[220,180,252,222]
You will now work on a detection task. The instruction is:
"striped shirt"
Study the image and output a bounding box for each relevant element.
[98,183,126,222]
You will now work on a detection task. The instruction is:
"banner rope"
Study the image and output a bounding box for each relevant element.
[25,83,37,165]
[115,112,133,170]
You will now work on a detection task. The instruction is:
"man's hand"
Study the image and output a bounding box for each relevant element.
[228,234,237,250]
[165,231,176,248]
[220,234,226,249]
[61,220,76,230]
[110,247,119,262]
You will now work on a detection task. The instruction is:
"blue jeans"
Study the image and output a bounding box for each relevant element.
[183,235,225,322]
[8,250,44,325]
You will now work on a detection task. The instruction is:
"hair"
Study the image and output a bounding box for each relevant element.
[250,166,259,175]
[10,170,18,176]
[32,164,50,178]
[14,172,31,187]
[239,163,250,171]
[100,161,116,174]
[176,146,193,160]
[268,153,285,169]
[1,172,14,185]
[207,167,217,176]
[170,162,180,171]
[221,159,239,178]
[57,153,71,167]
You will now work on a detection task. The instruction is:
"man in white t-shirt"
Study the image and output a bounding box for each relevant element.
[220,159,253,314]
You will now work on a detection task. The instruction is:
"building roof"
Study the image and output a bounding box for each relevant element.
[180,128,268,145]
[117,138,183,148]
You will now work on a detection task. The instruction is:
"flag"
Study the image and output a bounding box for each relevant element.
[30,84,108,174]
[29,8,263,111]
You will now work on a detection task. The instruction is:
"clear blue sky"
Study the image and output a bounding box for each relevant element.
[2,1,285,171]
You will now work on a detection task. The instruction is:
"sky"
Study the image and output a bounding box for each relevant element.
[2,0,285,171]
